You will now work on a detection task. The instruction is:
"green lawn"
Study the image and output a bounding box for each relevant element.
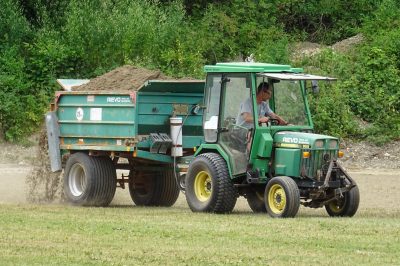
[0,203,399,265]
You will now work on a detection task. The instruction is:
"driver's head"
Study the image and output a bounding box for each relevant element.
[257,82,272,100]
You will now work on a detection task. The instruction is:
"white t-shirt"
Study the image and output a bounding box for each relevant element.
[236,98,274,129]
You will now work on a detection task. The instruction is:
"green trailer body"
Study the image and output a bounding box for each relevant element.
[49,80,205,166]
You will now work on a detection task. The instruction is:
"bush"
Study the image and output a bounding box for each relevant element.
[342,47,400,143]
[308,83,359,138]
[293,50,359,138]
[25,30,83,94]
[0,46,46,141]
[0,0,32,46]
[61,0,187,74]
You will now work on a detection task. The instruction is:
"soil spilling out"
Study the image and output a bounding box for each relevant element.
[25,129,64,203]
[26,65,169,203]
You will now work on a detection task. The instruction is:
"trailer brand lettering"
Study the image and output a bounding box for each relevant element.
[107,97,130,103]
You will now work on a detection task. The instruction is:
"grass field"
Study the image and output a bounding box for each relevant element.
[0,171,399,265]
[1,201,399,265]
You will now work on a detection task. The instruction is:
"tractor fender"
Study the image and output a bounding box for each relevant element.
[193,144,233,177]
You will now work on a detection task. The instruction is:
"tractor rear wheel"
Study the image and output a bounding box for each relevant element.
[185,153,237,213]
[64,153,116,206]
[246,186,267,213]
[325,185,360,217]
[264,176,300,218]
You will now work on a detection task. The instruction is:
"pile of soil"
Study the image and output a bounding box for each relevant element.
[73,65,170,91]
[331,34,364,53]
[291,34,364,60]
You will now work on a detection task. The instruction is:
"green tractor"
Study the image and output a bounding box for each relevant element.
[184,62,359,218]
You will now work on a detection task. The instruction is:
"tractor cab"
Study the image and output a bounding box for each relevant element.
[202,63,335,176]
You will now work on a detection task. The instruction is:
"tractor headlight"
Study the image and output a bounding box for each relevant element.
[329,140,338,149]
[315,140,324,148]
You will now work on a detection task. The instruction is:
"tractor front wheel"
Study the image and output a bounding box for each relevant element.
[325,185,360,217]
[185,153,237,213]
[264,176,300,218]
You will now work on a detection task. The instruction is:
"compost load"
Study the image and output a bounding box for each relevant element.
[73,65,169,91]
[26,65,169,203]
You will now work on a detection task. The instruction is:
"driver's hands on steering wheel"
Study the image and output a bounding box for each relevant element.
[258,116,286,126]
[258,116,270,124]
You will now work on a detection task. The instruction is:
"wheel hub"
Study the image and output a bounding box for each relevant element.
[69,163,87,197]
[194,171,212,202]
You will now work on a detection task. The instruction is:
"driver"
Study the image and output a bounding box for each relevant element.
[236,82,287,128]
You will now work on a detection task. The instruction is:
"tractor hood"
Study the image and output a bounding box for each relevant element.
[274,131,338,150]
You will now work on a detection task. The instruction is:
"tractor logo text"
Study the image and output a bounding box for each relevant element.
[282,137,309,145]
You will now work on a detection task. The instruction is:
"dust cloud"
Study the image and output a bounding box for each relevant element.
[25,129,64,203]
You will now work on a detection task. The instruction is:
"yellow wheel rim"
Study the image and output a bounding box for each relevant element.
[194,171,212,202]
[268,184,286,214]
[328,199,344,213]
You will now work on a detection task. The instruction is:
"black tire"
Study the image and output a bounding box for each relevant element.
[325,185,360,217]
[94,156,117,206]
[264,176,300,218]
[128,167,179,207]
[185,153,237,213]
[246,186,267,213]
[152,169,180,207]
[64,153,116,206]
[129,169,158,206]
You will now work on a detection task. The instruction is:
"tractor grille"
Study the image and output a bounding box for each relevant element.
[301,149,337,180]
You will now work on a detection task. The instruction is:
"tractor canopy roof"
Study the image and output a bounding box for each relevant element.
[204,62,303,73]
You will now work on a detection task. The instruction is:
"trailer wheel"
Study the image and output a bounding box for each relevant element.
[152,169,180,207]
[325,185,360,217]
[265,176,300,218]
[246,186,267,213]
[128,168,179,207]
[64,153,116,206]
[185,153,237,213]
[128,170,158,206]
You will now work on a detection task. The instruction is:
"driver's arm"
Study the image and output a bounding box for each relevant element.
[269,113,288,125]
[242,112,269,124]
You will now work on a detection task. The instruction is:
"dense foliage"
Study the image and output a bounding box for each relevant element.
[0,0,399,143]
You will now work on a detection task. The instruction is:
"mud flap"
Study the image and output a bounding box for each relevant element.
[45,111,62,172]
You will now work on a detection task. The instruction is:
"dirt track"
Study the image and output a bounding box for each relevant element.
[1,163,398,216]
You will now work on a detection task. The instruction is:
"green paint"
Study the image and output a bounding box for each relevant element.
[273,148,301,177]
[257,133,273,157]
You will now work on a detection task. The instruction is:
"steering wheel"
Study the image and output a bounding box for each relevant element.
[259,117,280,126]
[269,118,280,126]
